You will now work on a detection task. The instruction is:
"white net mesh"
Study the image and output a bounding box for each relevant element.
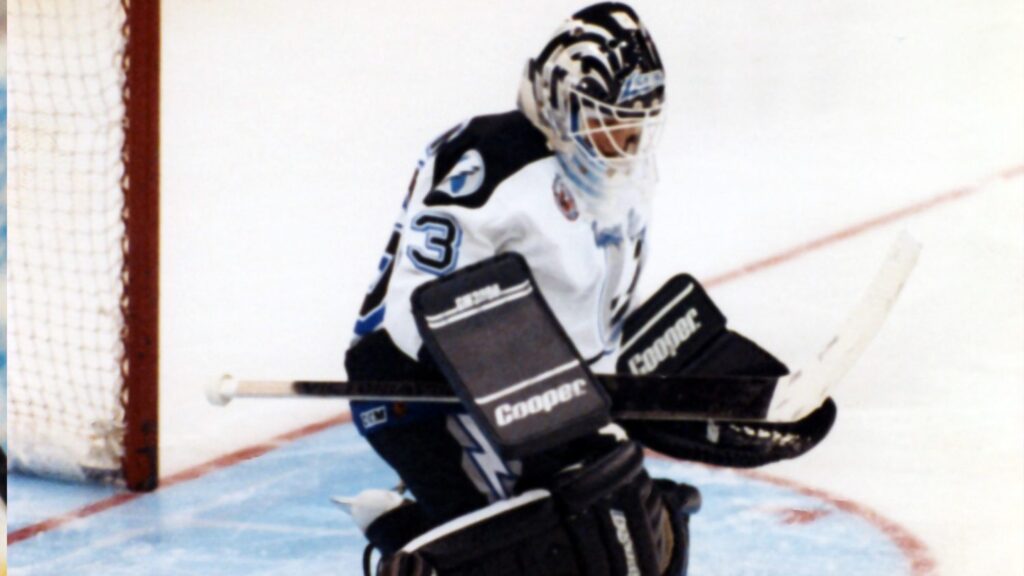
[7,0,130,482]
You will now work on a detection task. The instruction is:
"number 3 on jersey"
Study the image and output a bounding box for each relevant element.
[355,210,462,336]
[407,211,462,275]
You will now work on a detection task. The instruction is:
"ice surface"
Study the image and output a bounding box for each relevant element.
[9,424,922,575]
[7,1,1023,574]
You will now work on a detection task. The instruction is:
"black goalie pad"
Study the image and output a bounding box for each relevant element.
[412,253,611,459]
[371,442,698,576]
[617,274,836,467]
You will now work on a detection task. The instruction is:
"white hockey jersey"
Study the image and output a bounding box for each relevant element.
[354,111,649,373]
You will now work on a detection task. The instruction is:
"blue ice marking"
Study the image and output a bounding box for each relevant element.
[7,424,920,576]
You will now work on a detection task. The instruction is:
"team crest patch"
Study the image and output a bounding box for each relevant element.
[553,176,579,221]
[435,149,485,198]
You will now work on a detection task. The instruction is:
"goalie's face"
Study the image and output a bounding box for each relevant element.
[552,88,663,221]
[586,117,644,158]
[570,90,664,164]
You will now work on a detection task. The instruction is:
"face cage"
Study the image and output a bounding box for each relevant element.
[570,89,665,161]
[552,88,664,217]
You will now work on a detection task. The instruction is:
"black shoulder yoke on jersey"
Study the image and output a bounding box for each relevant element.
[424,110,552,210]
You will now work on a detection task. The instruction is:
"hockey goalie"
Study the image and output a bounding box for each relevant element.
[342,4,836,574]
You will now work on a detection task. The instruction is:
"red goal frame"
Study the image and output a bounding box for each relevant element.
[122,0,161,492]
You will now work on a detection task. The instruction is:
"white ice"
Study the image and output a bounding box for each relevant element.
[157,1,1022,574]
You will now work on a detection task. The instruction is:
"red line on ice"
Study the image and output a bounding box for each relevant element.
[703,164,1022,287]
[774,506,832,525]
[7,412,353,545]
[9,163,1021,547]
[649,449,939,575]
[648,451,938,574]
[737,467,938,576]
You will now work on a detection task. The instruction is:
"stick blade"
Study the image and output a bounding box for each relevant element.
[767,232,922,421]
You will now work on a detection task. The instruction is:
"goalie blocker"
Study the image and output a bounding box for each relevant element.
[411,253,612,459]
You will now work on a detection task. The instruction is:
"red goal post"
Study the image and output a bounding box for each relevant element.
[7,0,160,491]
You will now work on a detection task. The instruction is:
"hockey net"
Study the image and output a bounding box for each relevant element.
[7,0,160,490]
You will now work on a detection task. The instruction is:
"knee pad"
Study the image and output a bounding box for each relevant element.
[369,442,700,576]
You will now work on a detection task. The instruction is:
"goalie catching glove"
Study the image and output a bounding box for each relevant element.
[356,441,700,576]
[616,274,837,467]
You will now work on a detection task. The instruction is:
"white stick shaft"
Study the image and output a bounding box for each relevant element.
[766,232,922,421]
[232,379,301,398]
[207,375,300,406]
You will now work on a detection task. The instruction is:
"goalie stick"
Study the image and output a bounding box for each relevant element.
[209,234,920,423]
[210,373,779,421]
[767,232,920,421]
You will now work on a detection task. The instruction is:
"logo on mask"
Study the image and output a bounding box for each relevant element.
[619,70,664,104]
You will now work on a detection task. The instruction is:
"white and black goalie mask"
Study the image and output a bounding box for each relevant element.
[522,3,665,221]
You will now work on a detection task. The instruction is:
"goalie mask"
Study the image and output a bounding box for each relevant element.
[519,2,665,221]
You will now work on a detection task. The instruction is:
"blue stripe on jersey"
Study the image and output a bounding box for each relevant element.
[354,306,386,336]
